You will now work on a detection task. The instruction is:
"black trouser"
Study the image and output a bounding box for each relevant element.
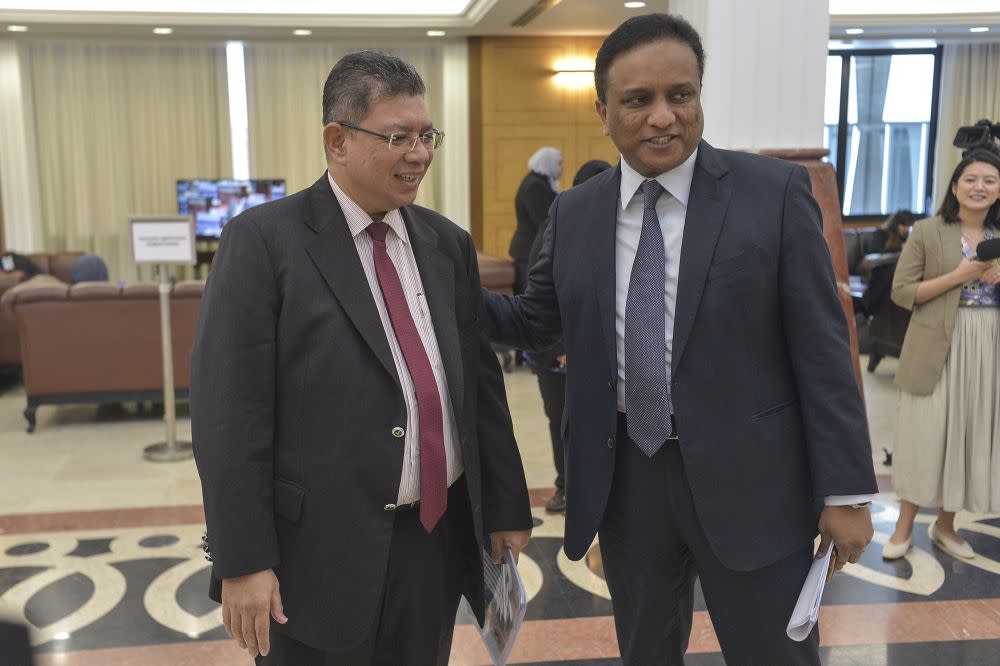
[535,370,566,490]
[257,479,476,666]
[599,414,820,666]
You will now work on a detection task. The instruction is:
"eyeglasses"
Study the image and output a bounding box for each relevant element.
[337,121,445,153]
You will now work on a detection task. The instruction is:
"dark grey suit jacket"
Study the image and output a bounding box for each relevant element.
[192,175,532,652]
[485,141,877,571]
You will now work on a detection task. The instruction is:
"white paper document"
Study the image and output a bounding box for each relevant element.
[478,545,527,666]
[786,545,835,641]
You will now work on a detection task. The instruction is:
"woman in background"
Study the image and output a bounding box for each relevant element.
[510,147,562,294]
[883,149,1000,561]
[867,209,916,254]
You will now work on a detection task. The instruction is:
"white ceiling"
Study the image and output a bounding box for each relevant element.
[2,0,999,42]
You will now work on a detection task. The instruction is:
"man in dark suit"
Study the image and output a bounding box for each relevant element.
[192,51,532,665]
[484,14,878,665]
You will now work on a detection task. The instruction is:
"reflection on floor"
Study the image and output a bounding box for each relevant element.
[1,357,999,665]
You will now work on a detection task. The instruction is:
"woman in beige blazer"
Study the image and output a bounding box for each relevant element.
[884,148,1000,562]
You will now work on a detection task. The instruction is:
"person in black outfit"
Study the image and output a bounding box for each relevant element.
[865,209,916,254]
[525,159,612,512]
[509,147,562,294]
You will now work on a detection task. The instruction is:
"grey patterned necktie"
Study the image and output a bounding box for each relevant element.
[624,179,673,457]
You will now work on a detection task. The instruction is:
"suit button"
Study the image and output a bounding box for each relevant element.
[384,503,397,511]
[607,437,614,449]
[391,427,405,438]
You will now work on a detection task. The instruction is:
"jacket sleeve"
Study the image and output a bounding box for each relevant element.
[777,166,878,498]
[891,220,927,310]
[463,232,533,534]
[191,217,281,580]
[483,196,564,350]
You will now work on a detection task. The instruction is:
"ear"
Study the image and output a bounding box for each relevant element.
[595,99,609,137]
[323,123,348,164]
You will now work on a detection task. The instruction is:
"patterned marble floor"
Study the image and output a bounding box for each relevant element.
[1,357,999,665]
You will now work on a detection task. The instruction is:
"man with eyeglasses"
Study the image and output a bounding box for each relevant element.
[191,50,532,665]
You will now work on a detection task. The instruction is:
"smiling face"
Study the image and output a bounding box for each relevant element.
[596,38,704,178]
[952,160,1000,218]
[324,94,433,219]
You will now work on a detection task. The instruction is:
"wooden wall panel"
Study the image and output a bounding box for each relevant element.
[471,36,616,257]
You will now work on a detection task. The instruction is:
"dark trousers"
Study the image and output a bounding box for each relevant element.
[599,415,820,666]
[257,479,476,666]
[536,370,566,489]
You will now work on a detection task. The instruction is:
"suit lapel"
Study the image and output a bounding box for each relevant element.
[402,207,464,418]
[591,166,624,382]
[672,142,733,372]
[303,176,400,386]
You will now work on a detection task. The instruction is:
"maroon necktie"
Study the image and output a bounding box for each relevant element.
[367,221,447,533]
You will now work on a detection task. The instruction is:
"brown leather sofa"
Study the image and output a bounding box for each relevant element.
[477,253,515,294]
[0,252,83,367]
[1,279,203,431]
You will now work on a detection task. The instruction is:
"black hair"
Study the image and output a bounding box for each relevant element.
[937,148,1000,228]
[322,50,425,126]
[594,13,705,103]
[572,160,612,186]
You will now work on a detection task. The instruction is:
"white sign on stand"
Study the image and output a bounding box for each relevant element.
[128,215,196,463]
[130,216,196,265]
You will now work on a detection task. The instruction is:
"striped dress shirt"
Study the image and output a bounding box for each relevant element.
[327,173,463,504]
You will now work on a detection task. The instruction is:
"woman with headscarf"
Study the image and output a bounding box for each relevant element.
[509,147,562,294]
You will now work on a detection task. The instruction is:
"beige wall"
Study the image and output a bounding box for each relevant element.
[469,36,619,257]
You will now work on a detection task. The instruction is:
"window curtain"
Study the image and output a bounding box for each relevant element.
[243,42,445,210]
[27,39,232,281]
[933,43,1000,210]
[849,56,891,215]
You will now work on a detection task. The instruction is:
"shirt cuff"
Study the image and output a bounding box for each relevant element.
[824,494,875,506]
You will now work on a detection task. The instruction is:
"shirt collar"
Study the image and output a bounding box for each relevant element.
[619,147,698,211]
[327,172,408,244]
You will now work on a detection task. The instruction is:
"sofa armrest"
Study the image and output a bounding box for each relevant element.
[857,251,901,282]
[0,271,26,292]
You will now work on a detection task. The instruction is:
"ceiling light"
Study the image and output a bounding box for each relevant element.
[426,30,446,37]
[293,29,312,36]
[844,28,864,35]
[970,26,990,33]
[624,1,647,7]
[153,27,173,34]
[0,1,470,13]
[6,25,28,32]
[53,632,70,641]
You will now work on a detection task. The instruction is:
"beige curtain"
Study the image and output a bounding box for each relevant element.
[27,39,231,281]
[933,42,1000,209]
[244,42,445,209]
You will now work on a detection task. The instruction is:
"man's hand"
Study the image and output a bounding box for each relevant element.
[221,569,287,658]
[489,529,531,565]
[816,505,874,576]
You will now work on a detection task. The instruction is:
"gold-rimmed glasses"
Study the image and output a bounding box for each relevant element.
[336,121,445,153]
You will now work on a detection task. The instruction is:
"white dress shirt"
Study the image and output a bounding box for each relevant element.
[612,156,872,509]
[328,173,463,504]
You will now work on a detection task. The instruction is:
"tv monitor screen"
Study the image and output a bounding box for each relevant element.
[177,179,286,239]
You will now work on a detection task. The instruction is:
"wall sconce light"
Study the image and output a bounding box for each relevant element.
[553,57,595,89]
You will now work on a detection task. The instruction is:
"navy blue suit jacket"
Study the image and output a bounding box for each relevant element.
[484,141,878,570]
